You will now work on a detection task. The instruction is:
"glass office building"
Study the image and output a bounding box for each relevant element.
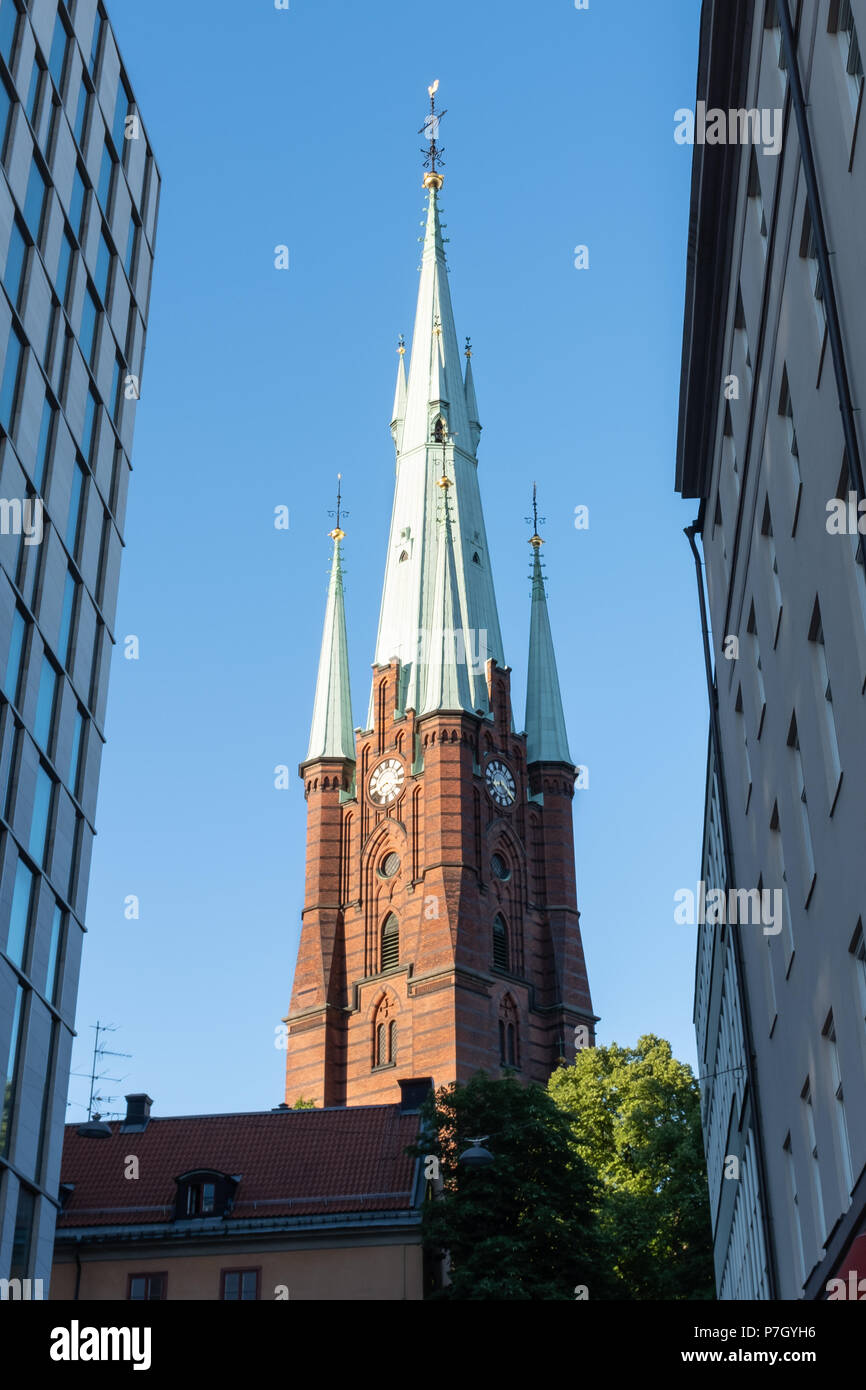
[0,0,158,1290]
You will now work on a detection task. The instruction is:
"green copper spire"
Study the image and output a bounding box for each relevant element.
[367,86,505,726]
[419,474,473,715]
[306,481,355,763]
[525,492,573,766]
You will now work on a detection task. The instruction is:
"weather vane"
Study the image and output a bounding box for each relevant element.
[328,473,348,540]
[420,79,447,182]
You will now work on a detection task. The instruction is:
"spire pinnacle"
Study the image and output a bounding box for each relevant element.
[420,79,446,189]
[328,473,347,541]
[528,480,545,549]
[525,487,573,766]
[307,480,355,763]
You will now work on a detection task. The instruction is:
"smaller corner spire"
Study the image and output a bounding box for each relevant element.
[464,338,481,452]
[306,477,355,763]
[391,335,408,445]
[419,79,446,190]
[524,485,573,766]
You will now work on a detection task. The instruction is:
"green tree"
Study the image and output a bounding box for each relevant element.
[409,1071,615,1300]
[548,1034,715,1300]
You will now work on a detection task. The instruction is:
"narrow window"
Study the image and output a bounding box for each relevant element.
[746,601,767,738]
[0,325,24,433]
[785,717,815,907]
[783,1134,806,1287]
[808,598,842,811]
[829,0,865,115]
[778,366,801,530]
[800,207,827,341]
[822,1013,854,1203]
[381,913,399,971]
[493,915,508,970]
[801,1079,827,1254]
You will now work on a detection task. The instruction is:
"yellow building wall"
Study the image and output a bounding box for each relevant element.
[51,1242,423,1301]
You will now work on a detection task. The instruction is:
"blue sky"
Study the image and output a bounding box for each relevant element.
[69,0,707,1120]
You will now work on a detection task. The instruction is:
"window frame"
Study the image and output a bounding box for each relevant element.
[220,1267,261,1302]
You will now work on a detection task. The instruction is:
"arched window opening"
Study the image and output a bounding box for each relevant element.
[399,550,409,562]
[472,551,481,565]
[372,995,397,1069]
[381,913,399,971]
[493,915,508,971]
[433,417,446,443]
[499,995,519,1068]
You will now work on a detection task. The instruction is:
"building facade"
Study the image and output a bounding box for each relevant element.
[0,0,158,1290]
[52,1092,425,1301]
[678,0,866,1298]
[284,118,596,1108]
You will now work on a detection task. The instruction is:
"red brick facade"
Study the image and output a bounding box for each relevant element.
[285,657,596,1107]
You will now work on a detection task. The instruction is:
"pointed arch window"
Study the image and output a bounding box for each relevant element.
[433,417,446,443]
[493,914,509,971]
[499,995,519,1067]
[372,995,397,1068]
[381,913,399,971]
[398,550,409,563]
[472,551,481,565]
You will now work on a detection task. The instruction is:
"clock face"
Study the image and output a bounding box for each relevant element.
[486,759,516,808]
[369,758,405,806]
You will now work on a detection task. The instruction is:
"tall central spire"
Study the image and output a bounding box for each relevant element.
[367,86,506,726]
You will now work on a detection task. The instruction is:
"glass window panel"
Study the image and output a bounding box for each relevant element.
[48,17,68,92]
[80,287,98,365]
[23,162,47,244]
[241,1272,257,1299]
[97,142,113,208]
[95,231,110,302]
[0,326,23,431]
[83,389,97,461]
[45,903,63,1001]
[58,570,76,666]
[223,1272,239,1300]
[112,80,130,156]
[34,656,57,750]
[30,765,53,865]
[89,10,103,75]
[69,167,86,241]
[0,985,24,1157]
[6,859,33,967]
[73,82,88,147]
[34,396,54,491]
[5,608,26,702]
[68,707,84,795]
[66,461,84,553]
[0,73,12,155]
[3,218,27,307]
[10,1185,36,1277]
[0,3,19,66]
[26,64,42,125]
[125,218,138,279]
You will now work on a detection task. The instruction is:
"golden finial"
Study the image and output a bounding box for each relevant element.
[465,337,472,359]
[397,333,406,356]
[328,473,347,540]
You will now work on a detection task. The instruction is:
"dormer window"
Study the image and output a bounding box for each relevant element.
[175,1170,238,1221]
[399,550,409,563]
[186,1181,215,1216]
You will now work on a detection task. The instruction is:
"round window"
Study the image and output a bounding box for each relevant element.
[381,852,401,878]
[491,853,510,881]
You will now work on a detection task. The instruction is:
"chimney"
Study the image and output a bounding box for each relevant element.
[121,1093,153,1132]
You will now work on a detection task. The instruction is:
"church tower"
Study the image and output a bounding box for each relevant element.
[285,89,596,1107]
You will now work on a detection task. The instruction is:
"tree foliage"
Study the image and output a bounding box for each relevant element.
[547,1034,715,1299]
[409,1072,615,1300]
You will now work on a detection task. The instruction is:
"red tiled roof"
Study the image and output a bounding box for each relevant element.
[58,1105,422,1229]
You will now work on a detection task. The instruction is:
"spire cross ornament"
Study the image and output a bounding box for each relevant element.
[420,79,447,185]
[526,482,546,548]
[465,337,472,359]
[328,473,347,540]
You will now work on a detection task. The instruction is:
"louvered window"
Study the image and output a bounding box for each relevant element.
[381,914,399,971]
[493,915,508,970]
